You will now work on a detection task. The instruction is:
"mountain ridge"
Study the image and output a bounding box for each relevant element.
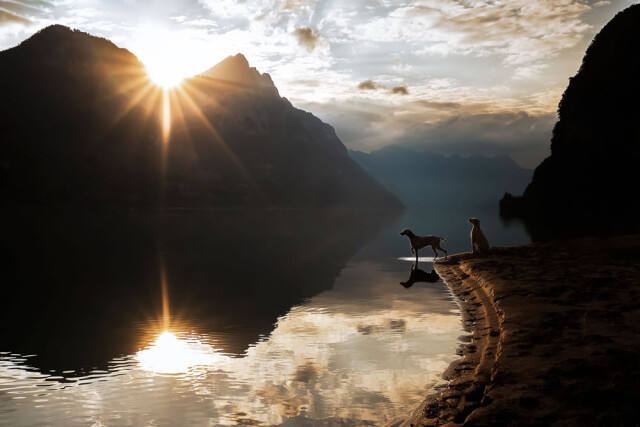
[350,145,532,208]
[200,53,280,96]
[0,25,401,209]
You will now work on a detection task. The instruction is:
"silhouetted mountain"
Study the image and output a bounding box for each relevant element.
[350,145,532,208]
[0,26,401,208]
[201,53,280,97]
[500,5,640,238]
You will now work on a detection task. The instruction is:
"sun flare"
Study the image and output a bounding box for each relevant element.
[136,331,217,374]
[139,45,195,88]
[145,63,186,88]
[130,26,215,88]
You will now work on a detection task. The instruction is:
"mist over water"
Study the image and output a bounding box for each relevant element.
[0,207,530,425]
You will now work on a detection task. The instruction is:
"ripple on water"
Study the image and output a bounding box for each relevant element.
[0,267,464,426]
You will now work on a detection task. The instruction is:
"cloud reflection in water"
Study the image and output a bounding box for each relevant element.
[0,259,462,426]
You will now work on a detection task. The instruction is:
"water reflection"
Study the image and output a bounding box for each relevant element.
[0,208,396,372]
[400,263,440,289]
[137,331,219,374]
[0,206,531,425]
[0,258,462,426]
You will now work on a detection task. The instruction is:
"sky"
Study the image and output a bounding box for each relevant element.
[0,0,637,168]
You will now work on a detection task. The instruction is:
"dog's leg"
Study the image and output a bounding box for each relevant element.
[436,243,447,256]
[471,239,476,253]
[432,245,438,259]
[415,248,419,262]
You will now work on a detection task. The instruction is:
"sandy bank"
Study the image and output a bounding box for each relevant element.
[404,234,640,426]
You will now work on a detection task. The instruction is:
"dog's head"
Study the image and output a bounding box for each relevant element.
[400,228,411,236]
[468,218,480,226]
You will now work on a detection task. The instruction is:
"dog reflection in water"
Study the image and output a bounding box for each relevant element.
[400,262,440,288]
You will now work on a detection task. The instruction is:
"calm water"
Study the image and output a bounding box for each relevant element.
[0,208,530,426]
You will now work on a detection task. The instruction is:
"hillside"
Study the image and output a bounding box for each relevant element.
[500,5,640,237]
[351,145,532,208]
[0,25,401,208]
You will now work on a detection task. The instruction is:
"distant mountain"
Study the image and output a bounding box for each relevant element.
[500,5,640,238]
[0,25,401,208]
[350,145,532,208]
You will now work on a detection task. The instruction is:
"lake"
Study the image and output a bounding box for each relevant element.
[0,207,530,426]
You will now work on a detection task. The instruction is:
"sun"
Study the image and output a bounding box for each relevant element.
[137,41,194,88]
[130,26,214,88]
[145,61,187,88]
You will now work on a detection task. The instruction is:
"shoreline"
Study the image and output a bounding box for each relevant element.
[403,234,640,426]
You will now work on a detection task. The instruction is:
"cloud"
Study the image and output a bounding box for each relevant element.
[413,100,462,111]
[337,1,594,67]
[0,0,53,26]
[293,26,318,51]
[390,84,409,95]
[357,79,385,90]
[397,111,556,168]
[0,1,54,49]
[0,9,30,25]
[388,319,406,333]
[357,324,383,335]
[292,361,318,383]
[0,0,630,171]
[512,64,550,81]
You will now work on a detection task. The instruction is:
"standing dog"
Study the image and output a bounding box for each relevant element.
[468,218,490,253]
[400,229,448,261]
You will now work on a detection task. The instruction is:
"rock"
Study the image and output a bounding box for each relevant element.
[500,5,640,239]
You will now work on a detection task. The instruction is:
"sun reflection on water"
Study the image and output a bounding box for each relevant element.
[136,331,219,374]
[0,260,465,426]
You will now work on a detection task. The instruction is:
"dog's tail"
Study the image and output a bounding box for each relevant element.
[440,236,448,243]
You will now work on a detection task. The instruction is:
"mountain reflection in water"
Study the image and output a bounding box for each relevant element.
[0,207,530,425]
[0,209,396,372]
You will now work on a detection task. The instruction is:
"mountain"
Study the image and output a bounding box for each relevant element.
[350,145,532,208]
[200,53,280,97]
[500,5,640,238]
[0,25,401,208]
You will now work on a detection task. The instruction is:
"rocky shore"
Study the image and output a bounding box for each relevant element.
[404,234,640,426]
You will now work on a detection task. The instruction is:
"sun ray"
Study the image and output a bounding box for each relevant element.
[89,55,267,208]
[175,80,259,188]
[161,88,171,146]
[160,258,170,332]
[166,85,200,167]
[106,79,159,129]
[158,86,176,200]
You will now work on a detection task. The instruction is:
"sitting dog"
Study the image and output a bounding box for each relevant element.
[468,218,490,253]
[400,229,448,261]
